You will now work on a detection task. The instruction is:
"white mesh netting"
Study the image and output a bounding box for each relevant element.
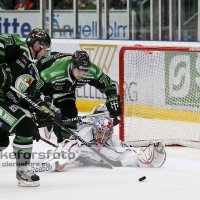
[120,47,200,148]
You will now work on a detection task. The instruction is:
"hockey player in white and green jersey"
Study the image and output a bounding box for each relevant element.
[35,50,122,140]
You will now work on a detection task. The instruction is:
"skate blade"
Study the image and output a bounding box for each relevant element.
[18,180,40,187]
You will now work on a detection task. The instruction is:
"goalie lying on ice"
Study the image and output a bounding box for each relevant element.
[43,116,166,170]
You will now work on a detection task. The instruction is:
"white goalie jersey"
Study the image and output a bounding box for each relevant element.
[63,126,139,167]
[42,105,166,170]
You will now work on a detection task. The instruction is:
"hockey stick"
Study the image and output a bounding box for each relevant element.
[40,135,57,147]
[10,86,44,113]
[39,136,113,169]
[41,128,135,168]
[10,86,124,167]
[62,111,120,126]
[44,126,54,140]
[11,84,117,126]
[53,120,123,167]
[11,85,111,124]
[61,111,110,124]
[43,112,119,140]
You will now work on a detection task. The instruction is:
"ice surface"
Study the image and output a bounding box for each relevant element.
[1,112,200,200]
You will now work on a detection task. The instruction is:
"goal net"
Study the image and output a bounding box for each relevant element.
[119,45,200,148]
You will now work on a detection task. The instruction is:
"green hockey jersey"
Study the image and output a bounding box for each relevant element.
[0,34,39,105]
[36,52,117,99]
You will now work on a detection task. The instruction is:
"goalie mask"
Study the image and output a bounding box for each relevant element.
[92,117,114,144]
[71,50,91,71]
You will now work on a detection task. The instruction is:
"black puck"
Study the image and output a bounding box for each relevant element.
[139,176,146,182]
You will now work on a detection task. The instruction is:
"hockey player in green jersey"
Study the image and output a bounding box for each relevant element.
[36,50,122,141]
[0,28,54,187]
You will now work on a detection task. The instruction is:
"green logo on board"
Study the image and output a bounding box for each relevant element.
[165,52,200,107]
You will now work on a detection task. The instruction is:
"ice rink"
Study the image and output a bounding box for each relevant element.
[1,112,200,200]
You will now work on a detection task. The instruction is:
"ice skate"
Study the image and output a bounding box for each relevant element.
[16,165,40,187]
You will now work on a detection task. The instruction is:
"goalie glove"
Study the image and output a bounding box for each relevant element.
[106,94,122,118]
[138,141,166,168]
[0,63,12,91]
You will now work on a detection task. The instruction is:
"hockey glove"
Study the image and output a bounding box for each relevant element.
[0,63,12,91]
[33,101,55,127]
[106,94,122,118]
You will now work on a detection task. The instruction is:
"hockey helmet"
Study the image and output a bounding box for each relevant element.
[26,28,51,48]
[71,50,91,71]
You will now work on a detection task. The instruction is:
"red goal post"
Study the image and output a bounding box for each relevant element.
[119,45,200,148]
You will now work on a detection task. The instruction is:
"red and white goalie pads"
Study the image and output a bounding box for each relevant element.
[138,141,166,168]
[42,143,71,171]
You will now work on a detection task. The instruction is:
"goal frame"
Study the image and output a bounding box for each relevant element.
[119,45,200,147]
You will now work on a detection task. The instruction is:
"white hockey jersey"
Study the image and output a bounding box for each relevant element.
[63,126,139,167]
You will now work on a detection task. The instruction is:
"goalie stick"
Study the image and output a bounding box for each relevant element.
[39,136,113,169]
[10,86,135,167]
[53,120,123,167]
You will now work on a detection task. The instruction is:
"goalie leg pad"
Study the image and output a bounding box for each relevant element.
[54,161,68,172]
[138,141,166,168]
[42,143,63,164]
[42,143,70,168]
